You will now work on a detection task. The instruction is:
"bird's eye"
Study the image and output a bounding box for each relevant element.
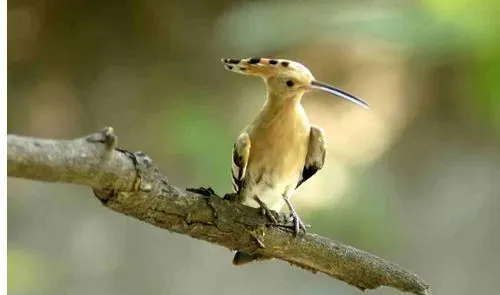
[285,80,294,87]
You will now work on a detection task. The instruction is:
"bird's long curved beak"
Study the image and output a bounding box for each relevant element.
[311,80,369,109]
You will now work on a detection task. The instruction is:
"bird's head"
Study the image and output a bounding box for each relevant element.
[221,57,369,109]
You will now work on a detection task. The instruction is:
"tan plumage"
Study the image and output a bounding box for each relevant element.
[222,57,368,265]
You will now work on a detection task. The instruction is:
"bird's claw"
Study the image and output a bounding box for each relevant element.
[262,207,280,224]
[253,196,280,224]
[288,212,309,237]
[283,198,309,237]
[186,187,217,197]
[223,192,237,201]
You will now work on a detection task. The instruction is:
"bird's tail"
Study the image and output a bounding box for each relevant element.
[232,251,269,266]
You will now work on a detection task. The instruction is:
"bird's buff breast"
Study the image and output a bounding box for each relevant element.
[240,108,310,212]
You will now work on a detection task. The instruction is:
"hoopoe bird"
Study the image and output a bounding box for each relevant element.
[222,57,369,265]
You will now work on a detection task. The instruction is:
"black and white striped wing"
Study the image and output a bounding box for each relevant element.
[296,125,326,189]
[231,132,251,193]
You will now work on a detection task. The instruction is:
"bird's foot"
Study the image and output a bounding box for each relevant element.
[186,187,217,197]
[284,198,309,237]
[223,192,237,201]
[253,196,280,224]
[286,211,309,237]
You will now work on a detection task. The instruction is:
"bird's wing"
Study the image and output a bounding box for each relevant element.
[296,125,326,189]
[232,132,251,193]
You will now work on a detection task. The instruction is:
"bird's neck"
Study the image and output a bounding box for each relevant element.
[255,90,306,127]
[265,90,304,109]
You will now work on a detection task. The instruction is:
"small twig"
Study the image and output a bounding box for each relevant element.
[7,128,431,295]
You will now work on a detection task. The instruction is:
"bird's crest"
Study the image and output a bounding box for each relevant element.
[221,57,314,80]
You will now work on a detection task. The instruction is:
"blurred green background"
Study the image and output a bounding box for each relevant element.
[7,0,500,294]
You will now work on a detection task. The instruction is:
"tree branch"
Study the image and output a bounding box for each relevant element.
[7,127,431,295]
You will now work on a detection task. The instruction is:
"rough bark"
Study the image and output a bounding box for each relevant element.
[7,127,431,295]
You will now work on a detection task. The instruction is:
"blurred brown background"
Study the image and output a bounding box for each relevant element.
[7,0,500,294]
